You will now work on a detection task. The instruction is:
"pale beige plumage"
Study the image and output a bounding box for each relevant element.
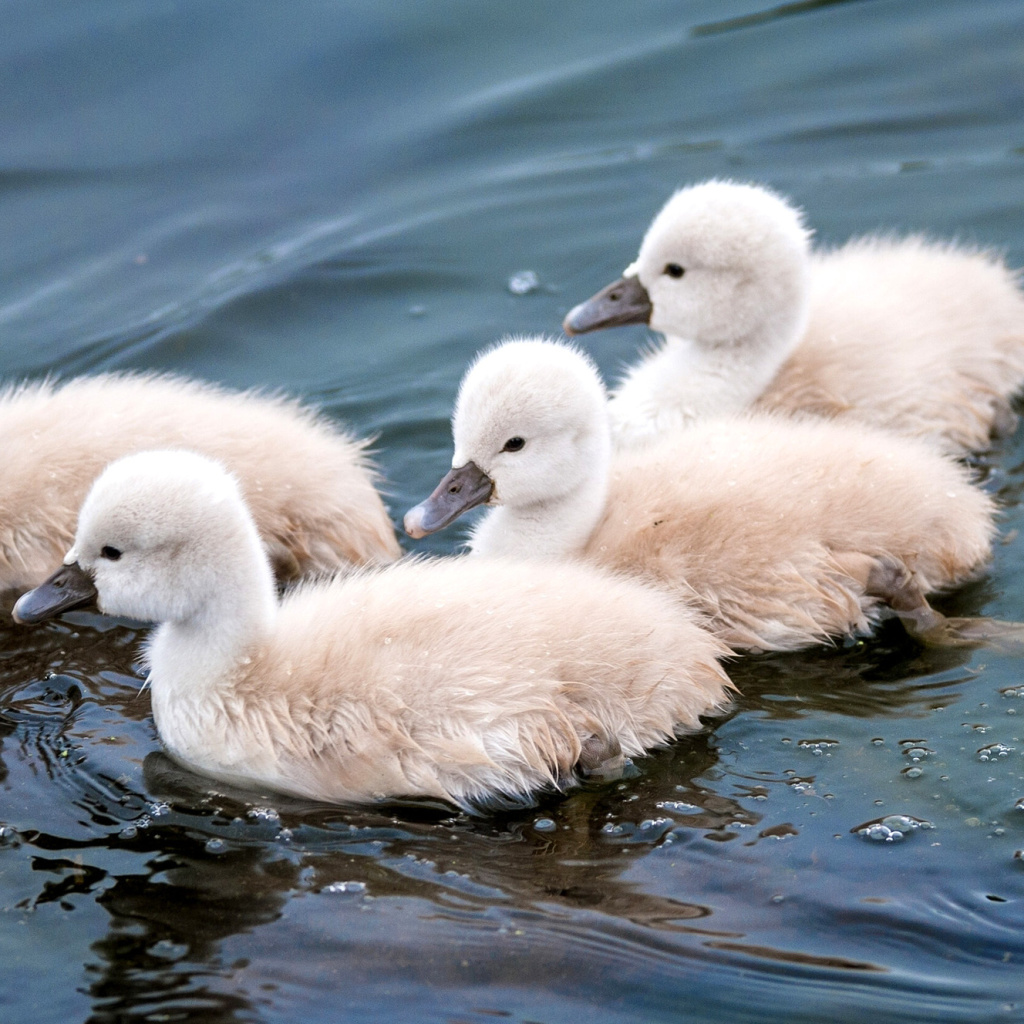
[760,235,1024,451]
[0,373,400,594]
[14,450,731,810]
[589,415,994,651]
[564,180,1024,454]
[406,338,996,653]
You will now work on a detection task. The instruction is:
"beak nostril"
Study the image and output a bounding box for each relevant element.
[609,291,621,302]
[448,484,460,494]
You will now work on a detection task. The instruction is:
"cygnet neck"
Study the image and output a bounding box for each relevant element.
[608,328,791,442]
[470,457,611,560]
[146,536,278,701]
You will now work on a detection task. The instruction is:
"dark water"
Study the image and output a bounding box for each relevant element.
[3,2,1024,1021]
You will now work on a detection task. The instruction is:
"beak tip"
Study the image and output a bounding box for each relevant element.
[12,596,44,626]
[10,561,98,625]
[403,507,428,539]
[561,308,582,336]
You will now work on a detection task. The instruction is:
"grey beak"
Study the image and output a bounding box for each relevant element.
[12,562,98,625]
[562,275,653,335]
[404,461,494,538]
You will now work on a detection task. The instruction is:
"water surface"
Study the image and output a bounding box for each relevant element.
[2,2,1024,1021]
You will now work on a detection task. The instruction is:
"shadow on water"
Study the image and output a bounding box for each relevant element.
[727,618,984,721]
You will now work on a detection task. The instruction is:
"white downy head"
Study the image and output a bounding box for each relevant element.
[67,449,276,631]
[627,180,813,354]
[405,337,612,557]
[564,181,816,438]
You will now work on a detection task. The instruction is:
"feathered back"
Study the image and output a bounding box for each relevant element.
[591,413,995,650]
[231,557,731,809]
[0,373,400,592]
[762,236,1024,452]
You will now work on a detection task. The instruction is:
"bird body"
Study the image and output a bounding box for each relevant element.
[14,450,731,810]
[564,180,1024,454]
[0,373,399,593]
[406,338,995,652]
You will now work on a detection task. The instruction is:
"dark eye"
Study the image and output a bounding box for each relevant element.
[502,436,525,453]
[100,546,122,561]
[664,263,685,279]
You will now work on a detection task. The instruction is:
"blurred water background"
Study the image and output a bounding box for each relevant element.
[2,2,1024,1021]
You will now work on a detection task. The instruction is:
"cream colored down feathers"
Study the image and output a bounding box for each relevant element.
[16,450,731,810]
[564,180,1024,453]
[0,373,399,593]
[408,338,995,652]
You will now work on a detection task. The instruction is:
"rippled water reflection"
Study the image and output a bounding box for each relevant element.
[3,1,1024,1022]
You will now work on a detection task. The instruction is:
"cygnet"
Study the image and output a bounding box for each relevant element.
[564,180,1024,453]
[0,373,400,594]
[14,450,731,811]
[406,337,997,652]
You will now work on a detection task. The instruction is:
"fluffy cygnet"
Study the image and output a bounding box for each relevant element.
[0,373,400,594]
[563,180,1024,453]
[13,450,731,811]
[405,338,996,652]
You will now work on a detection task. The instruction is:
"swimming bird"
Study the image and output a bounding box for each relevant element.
[13,450,731,811]
[0,373,400,595]
[405,337,996,653]
[563,180,1024,453]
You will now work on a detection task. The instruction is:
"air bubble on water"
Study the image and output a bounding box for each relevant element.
[148,939,189,961]
[902,745,932,762]
[324,880,367,895]
[147,802,170,817]
[205,838,226,854]
[1001,687,1024,699]
[276,828,294,842]
[978,743,1015,762]
[601,822,624,835]
[853,814,934,842]
[798,738,838,756]
[901,766,924,779]
[658,800,699,813]
[883,814,933,831]
[639,817,671,831]
[247,807,281,823]
[508,270,540,295]
[533,817,556,832]
[119,825,138,840]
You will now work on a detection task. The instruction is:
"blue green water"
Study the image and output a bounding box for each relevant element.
[2,1,1024,1021]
